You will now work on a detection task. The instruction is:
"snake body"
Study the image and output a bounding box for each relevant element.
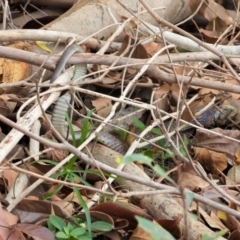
[51,44,87,140]
[51,44,238,154]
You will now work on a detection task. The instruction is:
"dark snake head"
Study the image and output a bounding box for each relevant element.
[214,105,238,127]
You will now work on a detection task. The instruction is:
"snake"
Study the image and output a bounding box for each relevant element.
[50,44,238,154]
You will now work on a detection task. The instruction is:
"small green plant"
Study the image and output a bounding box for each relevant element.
[48,215,113,240]
[132,117,189,162]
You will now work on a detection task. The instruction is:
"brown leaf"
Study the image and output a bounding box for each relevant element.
[91,97,112,118]
[15,199,71,224]
[131,225,152,240]
[0,203,20,240]
[0,43,30,83]
[192,128,240,159]
[177,172,209,191]
[15,223,55,240]
[198,0,233,24]
[221,212,240,231]
[156,217,182,239]
[117,35,149,59]
[229,229,240,240]
[0,170,19,190]
[144,42,165,56]
[227,165,240,184]
[41,131,66,161]
[194,147,228,174]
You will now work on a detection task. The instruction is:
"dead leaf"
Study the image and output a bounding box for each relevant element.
[194,147,228,174]
[131,225,152,240]
[229,229,240,240]
[15,199,71,224]
[177,172,209,191]
[91,97,112,118]
[144,42,165,56]
[41,131,66,161]
[192,128,240,159]
[117,35,149,59]
[14,223,55,240]
[90,202,152,231]
[227,165,240,184]
[156,217,182,239]
[198,0,233,24]
[0,43,30,83]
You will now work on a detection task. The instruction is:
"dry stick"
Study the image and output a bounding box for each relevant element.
[0,45,240,93]
[15,78,240,148]
[0,109,237,223]
[139,0,240,209]
[2,113,240,221]
[138,0,240,81]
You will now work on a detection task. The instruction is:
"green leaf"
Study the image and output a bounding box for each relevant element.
[91,221,113,232]
[143,149,153,159]
[200,230,227,240]
[77,234,92,240]
[132,118,145,131]
[70,227,86,237]
[179,144,187,157]
[37,159,58,165]
[121,153,153,165]
[151,127,162,135]
[71,172,93,187]
[152,165,174,183]
[136,216,175,240]
[78,109,95,145]
[49,215,66,231]
[165,148,174,159]
[183,134,189,145]
[112,128,128,141]
[63,226,69,235]
[67,155,78,170]
[56,231,69,239]
[67,223,74,232]
[185,191,194,209]
[65,112,76,146]
[73,187,92,239]
[47,218,57,232]
[44,184,63,199]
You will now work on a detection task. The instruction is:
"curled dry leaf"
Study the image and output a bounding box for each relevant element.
[0,43,31,83]
[91,97,112,118]
[131,225,153,240]
[15,223,55,240]
[191,128,240,159]
[194,147,228,174]
[0,170,20,191]
[156,217,182,239]
[229,229,240,240]
[117,35,149,59]
[218,209,240,231]
[177,172,209,191]
[196,0,233,24]
[227,165,240,184]
[90,202,153,231]
[41,131,66,162]
[144,41,165,56]
[15,199,71,224]
[189,203,228,232]
[199,28,228,44]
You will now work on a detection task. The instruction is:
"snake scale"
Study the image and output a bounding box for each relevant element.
[50,44,238,154]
